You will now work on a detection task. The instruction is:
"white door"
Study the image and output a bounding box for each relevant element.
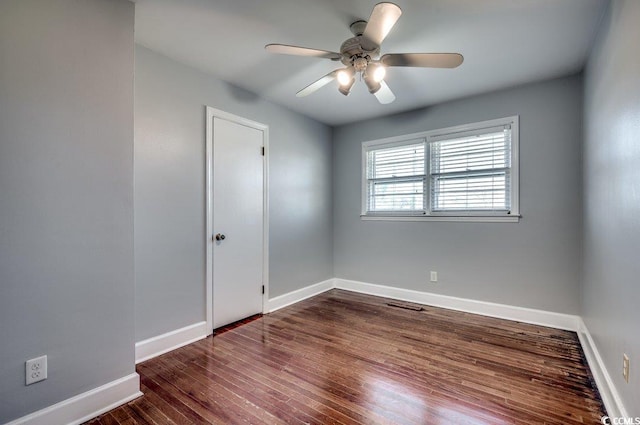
[212,116,265,329]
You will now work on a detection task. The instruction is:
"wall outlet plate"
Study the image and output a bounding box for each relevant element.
[26,355,47,385]
[623,353,630,383]
[430,271,438,282]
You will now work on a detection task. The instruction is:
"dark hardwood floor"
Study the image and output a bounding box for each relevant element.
[87,290,606,424]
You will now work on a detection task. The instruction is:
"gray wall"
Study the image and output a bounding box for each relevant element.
[583,0,640,415]
[0,0,135,422]
[135,46,333,341]
[333,75,583,314]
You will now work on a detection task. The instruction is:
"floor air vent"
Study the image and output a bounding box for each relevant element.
[386,301,424,311]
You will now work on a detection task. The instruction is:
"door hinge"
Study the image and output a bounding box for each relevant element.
[262,285,265,295]
[261,146,265,156]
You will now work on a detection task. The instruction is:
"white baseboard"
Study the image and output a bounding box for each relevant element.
[6,373,142,425]
[334,278,580,331]
[266,279,335,313]
[135,321,208,364]
[577,319,628,418]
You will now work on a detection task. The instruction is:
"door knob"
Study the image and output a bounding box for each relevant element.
[215,233,226,241]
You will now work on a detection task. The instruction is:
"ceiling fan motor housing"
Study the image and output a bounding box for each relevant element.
[340,35,379,67]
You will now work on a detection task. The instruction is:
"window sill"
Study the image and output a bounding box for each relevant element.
[360,214,521,223]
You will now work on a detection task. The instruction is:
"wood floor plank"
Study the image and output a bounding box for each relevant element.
[85,290,606,424]
[187,340,393,424]
[171,348,348,425]
[190,343,392,425]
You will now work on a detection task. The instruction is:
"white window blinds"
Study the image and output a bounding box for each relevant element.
[429,125,512,212]
[365,140,425,213]
[361,116,518,220]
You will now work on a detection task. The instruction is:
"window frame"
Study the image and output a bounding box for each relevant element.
[361,116,520,223]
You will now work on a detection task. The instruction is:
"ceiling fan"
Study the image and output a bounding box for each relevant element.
[265,2,463,104]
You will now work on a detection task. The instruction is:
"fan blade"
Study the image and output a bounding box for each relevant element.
[296,70,338,97]
[374,80,395,104]
[265,44,341,60]
[381,53,464,68]
[362,2,402,49]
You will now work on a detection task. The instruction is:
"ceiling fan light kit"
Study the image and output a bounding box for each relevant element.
[265,2,463,104]
[364,73,382,94]
[338,74,356,96]
[370,63,386,83]
[336,68,355,86]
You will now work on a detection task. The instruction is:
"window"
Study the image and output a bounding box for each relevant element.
[365,139,426,214]
[362,116,519,222]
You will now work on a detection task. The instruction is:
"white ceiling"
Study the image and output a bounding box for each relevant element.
[134,0,607,126]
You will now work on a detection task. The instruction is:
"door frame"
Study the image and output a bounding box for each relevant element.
[205,106,269,334]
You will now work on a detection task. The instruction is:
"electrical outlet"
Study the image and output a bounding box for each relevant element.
[430,271,438,282]
[26,355,47,385]
[623,353,630,383]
